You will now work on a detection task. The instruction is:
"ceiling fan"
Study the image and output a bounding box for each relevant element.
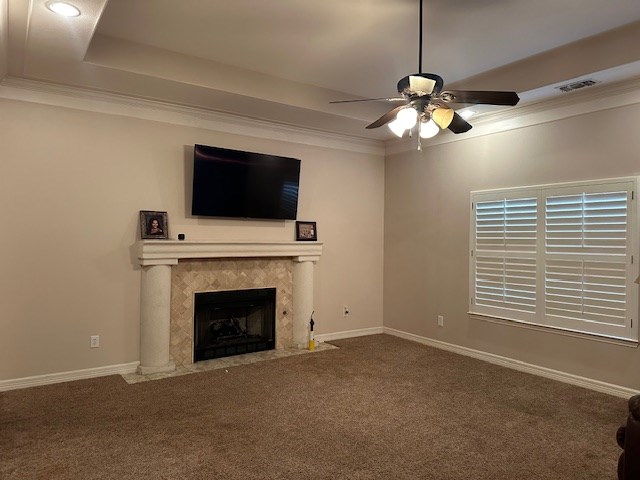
[330,0,520,146]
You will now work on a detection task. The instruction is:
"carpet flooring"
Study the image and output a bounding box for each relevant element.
[0,334,628,479]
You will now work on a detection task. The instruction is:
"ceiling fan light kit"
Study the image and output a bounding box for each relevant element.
[330,0,520,150]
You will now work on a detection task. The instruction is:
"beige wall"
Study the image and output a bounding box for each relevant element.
[6,90,639,390]
[384,102,640,390]
[0,97,384,381]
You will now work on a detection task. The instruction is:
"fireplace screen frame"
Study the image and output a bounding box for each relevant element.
[193,287,276,362]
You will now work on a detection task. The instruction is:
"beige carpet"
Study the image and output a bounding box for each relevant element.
[0,334,628,479]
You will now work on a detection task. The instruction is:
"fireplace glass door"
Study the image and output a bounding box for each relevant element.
[194,288,276,361]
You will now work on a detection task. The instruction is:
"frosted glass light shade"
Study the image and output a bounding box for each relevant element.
[388,118,406,137]
[419,119,439,139]
[432,108,454,129]
[396,107,418,129]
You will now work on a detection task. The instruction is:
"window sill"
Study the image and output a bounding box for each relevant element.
[468,312,639,348]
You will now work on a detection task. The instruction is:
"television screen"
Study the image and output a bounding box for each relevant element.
[191,144,300,220]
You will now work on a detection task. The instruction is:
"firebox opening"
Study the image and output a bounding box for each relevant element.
[194,288,276,362]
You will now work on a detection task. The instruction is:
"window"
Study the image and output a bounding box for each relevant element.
[470,177,639,341]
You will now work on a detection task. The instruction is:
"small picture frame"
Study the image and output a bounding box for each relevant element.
[140,211,169,240]
[296,221,318,241]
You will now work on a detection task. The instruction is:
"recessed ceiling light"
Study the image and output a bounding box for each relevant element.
[46,1,81,17]
[459,109,476,120]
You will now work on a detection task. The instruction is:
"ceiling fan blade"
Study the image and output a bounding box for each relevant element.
[448,112,472,134]
[440,90,520,106]
[366,105,406,129]
[330,97,405,104]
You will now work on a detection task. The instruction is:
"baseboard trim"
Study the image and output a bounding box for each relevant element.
[316,327,384,343]
[0,362,140,392]
[1,328,384,391]
[6,327,634,397]
[383,327,639,399]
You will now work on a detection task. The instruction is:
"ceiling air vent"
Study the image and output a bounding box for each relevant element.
[555,79,600,93]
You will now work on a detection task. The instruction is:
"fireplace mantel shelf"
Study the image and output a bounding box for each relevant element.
[137,240,323,266]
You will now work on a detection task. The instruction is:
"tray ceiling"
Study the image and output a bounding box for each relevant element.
[3,0,640,140]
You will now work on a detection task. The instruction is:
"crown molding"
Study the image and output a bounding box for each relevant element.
[385,76,640,156]
[5,74,638,158]
[0,77,385,156]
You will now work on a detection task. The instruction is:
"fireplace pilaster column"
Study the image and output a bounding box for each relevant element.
[293,255,320,349]
[138,262,176,374]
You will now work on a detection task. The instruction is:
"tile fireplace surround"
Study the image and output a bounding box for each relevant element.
[136,240,323,375]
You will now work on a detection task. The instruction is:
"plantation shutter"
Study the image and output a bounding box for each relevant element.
[544,185,633,338]
[470,178,638,341]
[473,195,538,322]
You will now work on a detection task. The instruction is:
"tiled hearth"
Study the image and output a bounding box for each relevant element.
[122,341,337,384]
[136,241,323,375]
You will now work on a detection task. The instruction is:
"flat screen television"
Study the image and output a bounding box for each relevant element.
[191,144,301,220]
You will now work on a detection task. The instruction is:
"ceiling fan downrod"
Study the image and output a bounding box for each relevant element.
[418,0,423,74]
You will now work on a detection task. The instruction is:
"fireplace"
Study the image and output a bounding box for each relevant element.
[194,288,276,361]
[136,240,322,375]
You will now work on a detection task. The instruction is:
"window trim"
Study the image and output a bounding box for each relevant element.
[469,176,640,342]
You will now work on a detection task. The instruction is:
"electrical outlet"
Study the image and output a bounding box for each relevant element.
[343,305,350,317]
[90,335,100,348]
[437,315,444,327]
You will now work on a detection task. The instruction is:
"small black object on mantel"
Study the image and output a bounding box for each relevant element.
[296,221,318,241]
[178,233,185,241]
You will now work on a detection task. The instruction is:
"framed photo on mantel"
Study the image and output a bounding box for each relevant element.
[140,210,169,240]
[296,221,317,241]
